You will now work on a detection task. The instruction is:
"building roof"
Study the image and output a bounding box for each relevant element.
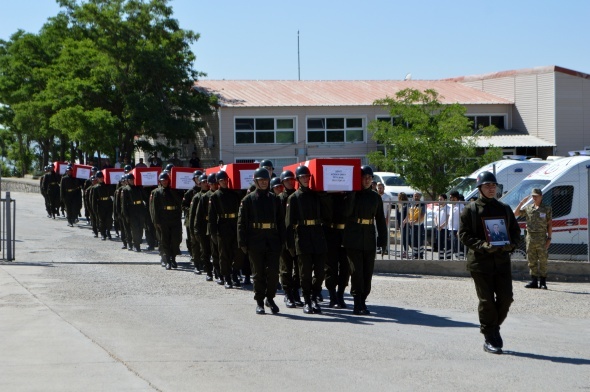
[194,80,512,108]
[443,65,590,83]
[471,134,555,148]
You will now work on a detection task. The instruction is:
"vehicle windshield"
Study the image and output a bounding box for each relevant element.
[448,178,476,198]
[382,176,408,186]
[500,179,551,209]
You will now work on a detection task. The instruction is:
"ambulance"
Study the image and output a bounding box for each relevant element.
[500,155,590,260]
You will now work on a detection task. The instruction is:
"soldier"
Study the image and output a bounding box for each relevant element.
[92,172,114,240]
[514,188,552,289]
[83,167,99,224]
[42,164,61,219]
[278,170,303,308]
[323,191,350,309]
[208,171,244,288]
[182,170,203,272]
[40,165,52,217]
[259,159,276,178]
[343,166,388,315]
[86,175,100,237]
[270,177,284,196]
[285,165,328,314]
[195,173,220,280]
[150,172,183,270]
[114,175,129,247]
[121,173,147,252]
[189,173,211,279]
[459,171,520,355]
[60,165,83,227]
[238,168,284,314]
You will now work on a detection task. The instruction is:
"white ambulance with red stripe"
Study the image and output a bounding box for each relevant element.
[500,155,590,260]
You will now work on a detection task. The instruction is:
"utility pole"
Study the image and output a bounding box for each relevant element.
[298,30,301,81]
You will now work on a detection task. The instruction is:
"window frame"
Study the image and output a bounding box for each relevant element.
[234,116,297,145]
[305,115,366,144]
[466,114,507,131]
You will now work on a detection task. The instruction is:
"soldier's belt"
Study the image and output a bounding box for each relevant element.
[252,223,275,229]
[301,219,320,226]
[49,182,58,185]
[220,213,237,219]
[99,197,110,201]
[164,206,178,210]
[357,218,374,225]
[329,223,345,229]
[133,200,143,205]
[66,187,80,192]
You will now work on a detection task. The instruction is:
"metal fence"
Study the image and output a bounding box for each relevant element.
[1,191,16,261]
[379,199,590,262]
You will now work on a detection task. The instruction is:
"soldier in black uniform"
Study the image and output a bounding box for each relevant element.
[92,172,114,240]
[40,165,52,217]
[114,175,129,247]
[270,177,284,196]
[189,173,212,279]
[60,165,83,227]
[238,168,284,314]
[83,167,99,224]
[277,170,302,308]
[198,173,220,280]
[86,175,100,237]
[121,173,147,252]
[42,165,61,219]
[208,170,245,288]
[343,166,388,315]
[285,165,328,314]
[323,191,350,308]
[182,170,203,272]
[459,171,520,355]
[150,172,183,270]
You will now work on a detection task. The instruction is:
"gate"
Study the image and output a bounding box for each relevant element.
[1,191,16,261]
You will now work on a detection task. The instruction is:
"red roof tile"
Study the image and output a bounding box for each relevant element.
[443,65,590,82]
[194,80,512,107]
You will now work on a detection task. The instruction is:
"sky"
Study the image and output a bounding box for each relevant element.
[0,0,588,81]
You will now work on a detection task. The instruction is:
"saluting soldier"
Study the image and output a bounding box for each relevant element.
[92,171,114,240]
[188,173,211,278]
[208,171,244,288]
[285,165,328,314]
[42,165,61,219]
[150,172,183,270]
[121,173,147,252]
[238,167,284,314]
[195,173,220,281]
[60,165,83,227]
[343,166,388,315]
[182,170,203,272]
[278,170,303,308]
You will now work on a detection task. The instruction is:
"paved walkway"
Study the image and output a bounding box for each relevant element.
[1,191,589,391]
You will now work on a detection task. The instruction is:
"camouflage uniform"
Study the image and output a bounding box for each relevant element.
[520,204,552,277]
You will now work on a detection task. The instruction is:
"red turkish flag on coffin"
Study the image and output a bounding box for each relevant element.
[282,158,361,191]
[72,164,93,180]
[131,167,161,186]
[205,163,259,190]
[102,168,125,185]
[53,161,69,175]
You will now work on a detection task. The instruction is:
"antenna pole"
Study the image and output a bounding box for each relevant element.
[297,30,300,81]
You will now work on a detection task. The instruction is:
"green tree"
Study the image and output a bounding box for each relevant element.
[368,88,502,200]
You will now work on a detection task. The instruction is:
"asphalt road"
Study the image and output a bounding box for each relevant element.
[1,191,589,391]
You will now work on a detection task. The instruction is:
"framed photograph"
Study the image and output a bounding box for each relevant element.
[482,217,511,246]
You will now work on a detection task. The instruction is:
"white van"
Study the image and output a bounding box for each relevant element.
[500,155,590,260]
[449,159,549,200]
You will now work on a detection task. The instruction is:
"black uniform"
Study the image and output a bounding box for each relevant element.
[183,185,201,269]
[279,187,301,305]
[121,184,147,251]
[60,173,82,226]
[208,187,244,285]
[195,188,218,278]
[150,184,183,265]
[42,170,61,218]
[40,171,51,217]
[238,188,284,302]
[142,186,158,250]
[459,195,520,343]
[92,181,114,239]
[114,183,128,245]
[343,187,388,312]
[285,186,328,307]
[323,192,350,307]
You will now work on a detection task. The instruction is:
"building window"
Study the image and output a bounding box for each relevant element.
[467,115,506,130]
[235,117,295,144]
[307,117,365,143]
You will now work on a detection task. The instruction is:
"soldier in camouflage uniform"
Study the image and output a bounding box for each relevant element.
[514,188,552,289]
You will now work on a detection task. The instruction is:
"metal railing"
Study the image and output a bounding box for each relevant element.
[1,191,16,261]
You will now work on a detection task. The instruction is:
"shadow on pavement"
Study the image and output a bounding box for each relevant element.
[1,261,54,267]
[504,351,590,365]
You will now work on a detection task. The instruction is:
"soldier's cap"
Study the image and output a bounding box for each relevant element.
[531,188,543,196]
[95,172,104,178]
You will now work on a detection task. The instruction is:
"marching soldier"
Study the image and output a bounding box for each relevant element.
[195,173,220,280]
[42,165,61,219]
[182,170,203,272]
[238,168,284,314]
[83,167,99,224]
[270,177,284,196]
[285,165,328,314]
[343,166,388,315]
[60,165,83,227]
[40,165,52,217]
[92,172,114,240]
[208,171,245,288]
[86,175,100,237]
[323,191,350,308]
[121,173,147,252]
[150,172,183,270]
[114,175,129,247]
[188,173,211,278]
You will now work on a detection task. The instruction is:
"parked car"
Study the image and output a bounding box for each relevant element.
[372,172,418,201]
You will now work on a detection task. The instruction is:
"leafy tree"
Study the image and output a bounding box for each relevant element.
[368,88,502,200]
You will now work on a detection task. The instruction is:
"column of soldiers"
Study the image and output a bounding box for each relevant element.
[40,160,388,317]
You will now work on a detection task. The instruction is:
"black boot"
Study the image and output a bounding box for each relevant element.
[494,327,503,349]
[121,243,127,249]
[483,333,503,354]
[328,288,338,308]
[216,275,225,285]
[317,292,324,302]
[525,275,538,289]
[353,296,362,315]
[165,255,171,270]
[360,297,370,315]
[265,298,280,314]
[293,289,304,307]
[256,300,265,315]
[336,288,348,309]
[243,275,251,285]
[311,295,322,314]
[170,256,177,269]
[224,275,233,289]
[160,255,166,267]
[303,295,313,314]
[284,289,296,308]
[539,277,548,290]
[232,272,241,288]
